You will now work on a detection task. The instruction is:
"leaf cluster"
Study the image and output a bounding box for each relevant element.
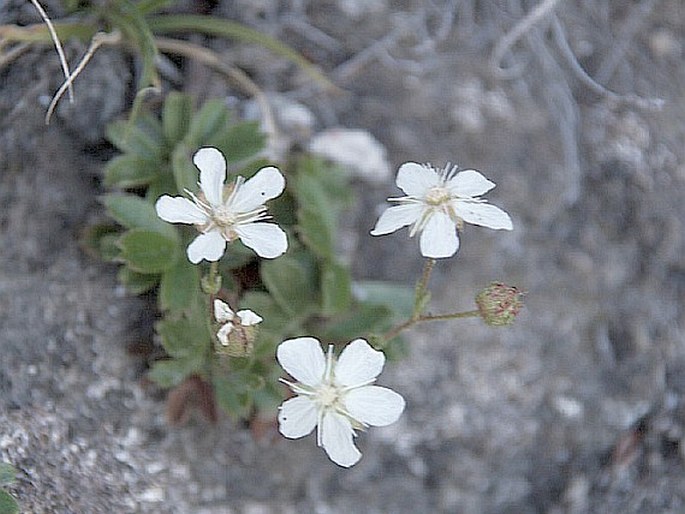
[90,93,411,420]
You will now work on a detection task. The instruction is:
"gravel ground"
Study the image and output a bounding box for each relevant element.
[1,1,684,512]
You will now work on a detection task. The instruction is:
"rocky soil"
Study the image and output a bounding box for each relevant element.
[1,0,684,512]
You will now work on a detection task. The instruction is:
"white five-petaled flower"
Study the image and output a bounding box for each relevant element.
[276,337,405,468]
[370,162,513,259]
[155,147,288,263]
[213,299,262,346]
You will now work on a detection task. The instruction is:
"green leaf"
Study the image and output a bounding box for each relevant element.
[291,157,353,259]
[159,257,201,312]
[217,240,256,271]
[102,194,178,239]
[104,154,160,188]
[260,252,318,317]
[147,358,202,388]
[136,0,175,15]
[321,261,352,315]
[213,370,260,419]
[352,281,415,320]
[239,291,296,358]
[117,267,160,294]
[295,156,354,209]
[81,223,121,262]
[239,292,291,334]
[171,144,199,195]
[106,119,163,161]
[211,121,265,164]
[107,1,160,90]
[156,313,210,359]
[184,99,230,148]
[252,381,284,413]
[0,490,19,514]
[118,229,180,274]
[145,172,178,203]
[323,303,393,342]
[380,335,409,361]
[293,177,336,260]
[162,92,193,146]
[0,463,16,487]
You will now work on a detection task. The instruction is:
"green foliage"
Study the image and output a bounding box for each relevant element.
[92,94,267,403]
[118,229,180,274]
[260,249,318,318]
[96,93,411,421]
[0,463,15,488]
[0,463,19,514]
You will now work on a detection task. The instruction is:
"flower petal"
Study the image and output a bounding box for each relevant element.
[278,396,318,439]
[194,147,226,207]
[236,309,262,326]
[370,204,422,236]
[214,299,234,323]
[335,339,385,387]
[231,166,285,213]
[396,162,440,196]
[320,412,362,467]
[186,231,226,264]
[446,169,496,197]
[344,385,405,427]
[453,201,513,230]
[155,196,207,224]
[277,337,326,388]
[217,322,233,345]
[235,222,288,259]
[419,211,459,258]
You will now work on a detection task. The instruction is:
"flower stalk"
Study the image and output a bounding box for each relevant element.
[412,258,435,319]
[382,309,481,342]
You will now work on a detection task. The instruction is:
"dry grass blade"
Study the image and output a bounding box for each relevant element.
[0,42,31,68]
[154,36,278,149]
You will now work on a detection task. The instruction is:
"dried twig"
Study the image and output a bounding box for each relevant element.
[526,29,582,207]
[596,0,660,84]
[45,30,121,124]
[550,16,664,111]
[490,0,563,77]
[28,0,74,102]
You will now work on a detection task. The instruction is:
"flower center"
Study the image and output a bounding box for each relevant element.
[315,383,342,409]
[424,186,452,206]
[211,205,238,228]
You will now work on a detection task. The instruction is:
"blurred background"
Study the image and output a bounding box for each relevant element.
[1,0,684,512]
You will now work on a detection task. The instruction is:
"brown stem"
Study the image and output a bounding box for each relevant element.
[382,309,481,341]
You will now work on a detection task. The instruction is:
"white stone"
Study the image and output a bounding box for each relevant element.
[308,128,391,183]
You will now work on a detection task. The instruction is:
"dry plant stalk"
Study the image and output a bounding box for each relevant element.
[45,30,122,124]
[28,0,74,102]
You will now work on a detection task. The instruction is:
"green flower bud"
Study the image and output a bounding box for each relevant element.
[475,282,524,326]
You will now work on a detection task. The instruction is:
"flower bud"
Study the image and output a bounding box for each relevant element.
[216,323,257,357]
[213,299,262,357]
[475,282,524,326]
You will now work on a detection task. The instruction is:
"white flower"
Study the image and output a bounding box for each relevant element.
[276,337,405,468]
[155,147,288,263]
[213,299,262,346]
[370,162,513,259]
